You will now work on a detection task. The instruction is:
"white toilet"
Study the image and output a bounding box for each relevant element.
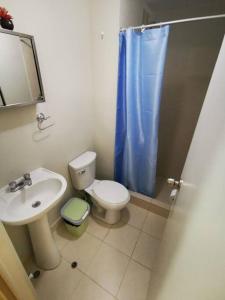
[69,151,130,224]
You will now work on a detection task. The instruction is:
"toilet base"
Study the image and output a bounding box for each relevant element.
[92,205,121,225]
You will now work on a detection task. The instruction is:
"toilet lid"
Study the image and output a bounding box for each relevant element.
[93,180,129,204]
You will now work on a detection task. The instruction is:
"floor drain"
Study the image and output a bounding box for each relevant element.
[71,261,78,269]
[32,201,41,208]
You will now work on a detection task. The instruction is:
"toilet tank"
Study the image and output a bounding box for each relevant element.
[69,151,96,190]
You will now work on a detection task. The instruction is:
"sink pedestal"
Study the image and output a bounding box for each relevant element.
[28,215,61,270]
[0,168,67,270]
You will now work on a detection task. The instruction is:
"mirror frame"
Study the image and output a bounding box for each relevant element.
[0,28,45,110]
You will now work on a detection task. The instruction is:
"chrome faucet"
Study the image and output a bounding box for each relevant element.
[9,173,32,192]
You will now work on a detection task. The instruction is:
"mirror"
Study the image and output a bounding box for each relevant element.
[0,29,45,109]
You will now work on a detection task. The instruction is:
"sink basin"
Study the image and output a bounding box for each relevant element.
[0,168,67,225]
[0,168,67,270]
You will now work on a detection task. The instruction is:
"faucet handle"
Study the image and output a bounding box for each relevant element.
[23,173,31,180]
[24,173,32,186]
[9,181,17,192]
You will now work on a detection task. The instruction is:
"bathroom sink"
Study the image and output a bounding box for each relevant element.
[0,168,67,225]
[0,168,67,270]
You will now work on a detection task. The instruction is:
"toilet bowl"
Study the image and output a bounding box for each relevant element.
[69,151,130,225]
[85,179,130,224]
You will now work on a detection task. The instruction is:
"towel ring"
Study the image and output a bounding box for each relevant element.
[36,113,54,131]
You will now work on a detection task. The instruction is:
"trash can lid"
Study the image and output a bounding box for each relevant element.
[61,198,90,226]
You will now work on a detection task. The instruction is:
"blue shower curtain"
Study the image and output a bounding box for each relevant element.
[114,26,170,197]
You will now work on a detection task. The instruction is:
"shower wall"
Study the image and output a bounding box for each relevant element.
[144,0,225,179]
[157,20,225,179]
[120,0,144,28]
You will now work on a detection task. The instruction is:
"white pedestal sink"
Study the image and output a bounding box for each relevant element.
[0,168,67,270]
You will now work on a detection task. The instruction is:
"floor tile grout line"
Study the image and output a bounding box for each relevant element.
[86,223,111,241]
[127,210,166,240]
[55,218,162,263]
[103,234,139,259]
[115,228,148,297]
[102,239,131,259]
[60,242,154,278]
[60,244,153,273]
[82,241,132,298]
[54,207,163,268]
[67,267,85,300]
[102,223,113,241]
[34,257,153,300]
[102,219,142,255]
[77,267,118,298]
[83,240,105,275]
[101,238,154,272]
[60,238,103,274]
[54,230,163,276]
[130,227,142,257]
[140,229,164,241]
[34,205,164,300]
[70,239,139,298]
[53,203,165,244]
[86,228,109,242]
[131,256,154,272]
[116,254,153,299]
[115,256,133,298]
[130,228,157,272]
[53,217,163,254]
[140,210,149,231]
[145,271,154,300]
[131,232,161,271]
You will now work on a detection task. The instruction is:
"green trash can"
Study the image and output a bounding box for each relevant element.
[61,198,90,237]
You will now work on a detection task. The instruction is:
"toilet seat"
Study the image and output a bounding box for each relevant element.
[93,180,130,210]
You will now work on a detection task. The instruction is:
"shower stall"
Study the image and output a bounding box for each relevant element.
[115,1,225,212]
[156,16,225,208]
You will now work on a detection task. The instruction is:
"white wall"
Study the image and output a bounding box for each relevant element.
[0,0,142,266]
[91,0,144,180]
[90,0,120,179]
[0,0,94,262]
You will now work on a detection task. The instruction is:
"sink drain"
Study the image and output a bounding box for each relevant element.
[32,201,41,208]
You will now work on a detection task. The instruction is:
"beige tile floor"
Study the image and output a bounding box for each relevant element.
[31,203,167,300]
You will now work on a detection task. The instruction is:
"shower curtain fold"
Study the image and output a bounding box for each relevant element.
[114,26,170,197]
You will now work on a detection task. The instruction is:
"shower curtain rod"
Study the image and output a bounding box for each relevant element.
[120,14,225,31]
